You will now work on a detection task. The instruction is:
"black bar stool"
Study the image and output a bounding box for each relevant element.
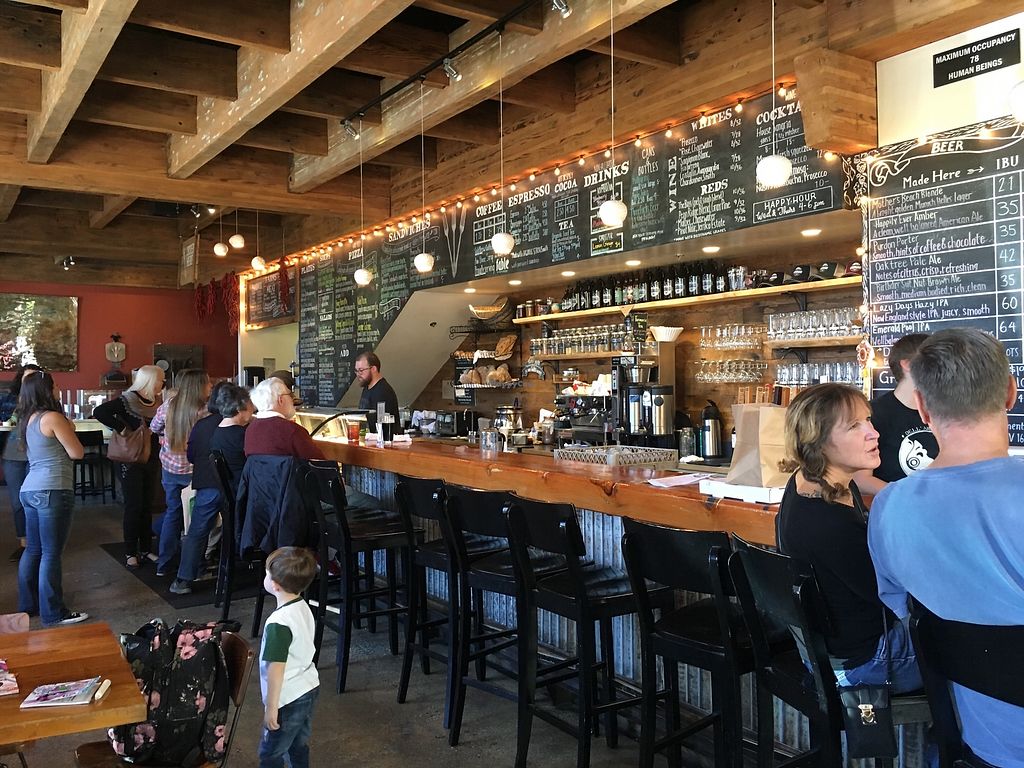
[729,536,932,768]
[304,460,420,693]
[622,519,775,768]
[505,496,670,768]
[394,476,505,728]
[74,430,110,502]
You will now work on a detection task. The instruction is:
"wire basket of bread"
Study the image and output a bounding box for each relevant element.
[468,296,511,321]
[458,362,520,388]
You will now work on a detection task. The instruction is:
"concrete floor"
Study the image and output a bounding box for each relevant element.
[0,496,646,768]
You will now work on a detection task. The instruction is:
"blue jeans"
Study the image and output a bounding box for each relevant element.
[176,487,221,582]
[835,616,923,693]
[18,489,75,625]
[258,686,318,768]
[3,459,28,539]
[157,470,191,572]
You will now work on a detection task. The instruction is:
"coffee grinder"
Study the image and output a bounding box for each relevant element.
[610,314,677,448]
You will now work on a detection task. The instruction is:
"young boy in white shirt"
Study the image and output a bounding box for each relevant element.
[259,546,320,768]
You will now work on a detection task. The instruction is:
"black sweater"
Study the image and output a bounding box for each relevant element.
[776,474,890,666]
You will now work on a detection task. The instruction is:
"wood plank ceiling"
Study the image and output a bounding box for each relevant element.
[0,0,687,286]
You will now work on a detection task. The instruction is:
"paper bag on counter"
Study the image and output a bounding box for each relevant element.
[725,403,791,488]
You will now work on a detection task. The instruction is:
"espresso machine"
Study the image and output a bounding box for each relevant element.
[611,342,677,449]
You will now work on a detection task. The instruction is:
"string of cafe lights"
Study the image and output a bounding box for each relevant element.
[247,81,825,276]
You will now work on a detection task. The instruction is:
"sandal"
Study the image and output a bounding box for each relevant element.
[143,552,159,563]
[125,555,141,569]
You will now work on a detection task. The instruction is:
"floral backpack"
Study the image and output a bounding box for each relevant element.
[108,619,238,766]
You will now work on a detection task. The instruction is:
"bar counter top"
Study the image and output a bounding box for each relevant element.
[315,437,779,545]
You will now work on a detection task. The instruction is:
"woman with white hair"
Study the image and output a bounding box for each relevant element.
[94,365,165,569]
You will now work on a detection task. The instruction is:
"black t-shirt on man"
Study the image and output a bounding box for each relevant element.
[358,377,399,432]
[869,391,938,482]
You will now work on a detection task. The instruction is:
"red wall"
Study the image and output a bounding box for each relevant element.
[2,281,237,391]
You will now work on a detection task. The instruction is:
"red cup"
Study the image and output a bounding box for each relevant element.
[346,421,360,442]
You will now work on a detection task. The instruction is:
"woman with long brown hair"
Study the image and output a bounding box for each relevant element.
[15,370,87,625]
[775,383,922,692]
[151,369,210,576]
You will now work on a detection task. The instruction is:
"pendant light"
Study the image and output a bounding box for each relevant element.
[250,210,266,270]
[229,209,246,249]
[353,118,373,287]
[213,212,228,257]
[598,0,628,228]
[756,0,793,189]
[491,33,515,257]
[414,81,435,274]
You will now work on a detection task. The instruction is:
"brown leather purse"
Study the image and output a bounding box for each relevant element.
[107,421,152,464]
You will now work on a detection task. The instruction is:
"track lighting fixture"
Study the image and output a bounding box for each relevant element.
[206,206,217,215]
[443,58,462,82]
[343,120,360,139]
[190,204,201,218]
[552,0,572,18]
[62,258,70,271]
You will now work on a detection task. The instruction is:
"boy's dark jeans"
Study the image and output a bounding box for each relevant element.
[258,686,319,768]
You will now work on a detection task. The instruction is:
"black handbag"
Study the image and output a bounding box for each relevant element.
[837,611,899,759]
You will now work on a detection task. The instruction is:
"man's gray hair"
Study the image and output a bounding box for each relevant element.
[910,328,1010,423]
[250,377,286,412]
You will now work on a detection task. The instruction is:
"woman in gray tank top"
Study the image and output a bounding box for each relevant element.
[15,371,88,626]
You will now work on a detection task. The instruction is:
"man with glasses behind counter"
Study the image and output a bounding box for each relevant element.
[352,351,400,435]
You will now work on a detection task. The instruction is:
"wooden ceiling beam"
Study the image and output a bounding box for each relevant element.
[166,0,412,180]
[502,62,576,114]
[0,185,20,222]
[0,116,391,217]
[18,188,104,211]
[0,4,61,70]
[0,65,42,114]
[372,137,437,169]
[129,0,291,53]
[587,8,682,68]
[237,113,329,156]
[423,102,499,144]
[27,0,139,163]
[291,0,676,192]
[0,254,178,288]
[0,207,181,263]
[89,194,137,228]
[98,24,238,99]
[13,0,88,10]
[77,81,198,134]
[338,22,449,87]
[280,69,382,124]
[795,46,877,154]
[414,0,544,35]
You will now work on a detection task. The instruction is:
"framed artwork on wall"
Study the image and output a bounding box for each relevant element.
[0,293,79,371]
[179,235,199,288]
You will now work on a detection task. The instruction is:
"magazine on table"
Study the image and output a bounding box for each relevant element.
[0,659,17,696]
[20,675,102,708]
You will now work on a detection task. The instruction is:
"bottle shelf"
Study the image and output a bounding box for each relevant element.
[512,276,863,325]
[541,351,628,361]
[762,335,865,351]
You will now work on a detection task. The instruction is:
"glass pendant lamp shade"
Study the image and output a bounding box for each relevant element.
[491,231,515,255]
[354,267,373,286]
[229,233,246,249]
[213,242,229,257]
[756,153,793,188]
[599,198,628,227]
[414,252,434,273]
[250,255,266,270]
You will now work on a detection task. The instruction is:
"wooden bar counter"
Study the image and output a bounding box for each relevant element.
[315,437,779,545]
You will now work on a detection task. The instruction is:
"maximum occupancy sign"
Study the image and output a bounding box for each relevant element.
[863,116,1024,444]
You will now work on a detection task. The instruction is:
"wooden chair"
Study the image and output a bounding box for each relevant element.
[0,612,31,768]
[74,631,255,768]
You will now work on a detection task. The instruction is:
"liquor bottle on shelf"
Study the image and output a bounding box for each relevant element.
[688,262,701,296]
[701,261,715,295]
[578,280,590,311]
[675,264,688,299]
[648,269,661,301]
[613,276,624,306]
[635,271,648,303]
[601,278,614,307]
[624,275,635,305]
[590,280,601,309]
[662,268,674,300]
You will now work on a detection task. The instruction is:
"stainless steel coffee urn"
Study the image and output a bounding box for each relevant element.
[701,399,724,459]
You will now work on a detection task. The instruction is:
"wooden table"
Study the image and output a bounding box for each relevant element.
[0,623,147,743]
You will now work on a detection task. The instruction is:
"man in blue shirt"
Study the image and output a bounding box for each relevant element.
[869,328,1024,768]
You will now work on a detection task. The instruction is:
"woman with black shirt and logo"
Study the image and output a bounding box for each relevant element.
[776,383,922,692]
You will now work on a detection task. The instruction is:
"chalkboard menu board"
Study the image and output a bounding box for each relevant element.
[297,88,844,406]
[245,268,296,328]
[863,115,1024,444]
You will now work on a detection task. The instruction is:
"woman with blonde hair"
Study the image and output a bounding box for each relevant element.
[94,364,165,569]
[151,369,210,576]
[775,382,922,692]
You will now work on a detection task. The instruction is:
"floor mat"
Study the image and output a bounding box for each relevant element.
[99,542,263,610]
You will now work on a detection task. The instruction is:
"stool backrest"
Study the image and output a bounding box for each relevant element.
[209,450,236,556]
[729,537,835,720]
[304,459,350,544]
[77,429,104,449]
[621,519,733,647]
[504,495,584,592]
[395,476,445,522]
[440,484,511,568]
[909,596,1024,761]
[218,631,256,768]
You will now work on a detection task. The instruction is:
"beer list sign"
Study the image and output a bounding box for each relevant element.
[863,116,1024,444]
[297,88,846,406]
